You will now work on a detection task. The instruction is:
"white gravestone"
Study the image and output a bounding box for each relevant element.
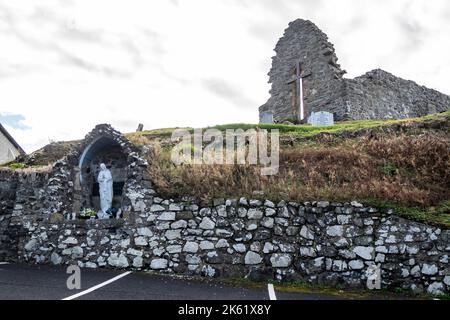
[260,112,274,124]
[308,111,334,127]
[97,163,113,219]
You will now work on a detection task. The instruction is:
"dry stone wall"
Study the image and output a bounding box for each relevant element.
[2,169,449,295]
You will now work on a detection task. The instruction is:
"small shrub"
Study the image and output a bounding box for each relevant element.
[381,163,398,176]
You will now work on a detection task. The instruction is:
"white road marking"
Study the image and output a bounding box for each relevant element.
[0,262,9,265]
[268,283,277,301]
[62,271,132,300]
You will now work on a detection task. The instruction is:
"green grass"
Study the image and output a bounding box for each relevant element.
[360,199,450,228]
[128,110,450,142]
[207,110,450,137]
[1,162,27,169]
[220,277,437,300]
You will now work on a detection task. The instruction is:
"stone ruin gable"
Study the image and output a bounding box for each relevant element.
[342,69,450,120]
[260,19,450,122]
[15,199,450,295]
[259,19,347,122]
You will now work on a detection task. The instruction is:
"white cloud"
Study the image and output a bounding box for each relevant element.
[0,0,449,153]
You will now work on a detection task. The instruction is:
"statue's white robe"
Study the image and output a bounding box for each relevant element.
[98,169,113,215]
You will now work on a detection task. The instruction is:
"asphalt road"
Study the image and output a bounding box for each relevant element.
[0,263,341,300]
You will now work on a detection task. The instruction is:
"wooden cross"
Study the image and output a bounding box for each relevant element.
[287,61,306,122]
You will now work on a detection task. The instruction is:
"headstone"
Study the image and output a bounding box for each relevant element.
[308,111,334,126]
[260,112,274,124]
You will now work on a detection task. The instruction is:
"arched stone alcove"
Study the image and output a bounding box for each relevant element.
[71,124,138,217]
[78,136,127,211]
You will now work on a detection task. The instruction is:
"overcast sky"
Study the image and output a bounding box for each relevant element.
[0,0,449,153]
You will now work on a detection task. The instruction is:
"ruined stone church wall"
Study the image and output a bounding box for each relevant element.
[259,19,346,122]
[260,20,450,122]
[341,70,450,120]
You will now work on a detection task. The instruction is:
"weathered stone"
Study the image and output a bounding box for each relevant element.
[300,226,315,240]
[349,260,365,270]
[245,221,258,231]
[327,226,344,237]
[351,201,363,208]
[51,252,62,265]
[443,276,450,286]
[261,217,274,229]
[215,239,230,249]
[183,242,199,253]
[199,217,215,230]
[171,220,188,229]
[71,246,84,259]
[215,229,233,238]
[265,208,276,217]
[62,237,78,245]
[166,245,182,254]
[85,262,97,269]
[332,260,347,272]
[134,236,148,246]
[286,226,299,236]
[200,241,215,250]
[245,252,263,265]
[300,247,316,258]
[421,264,438,276]
[176,211,194,220]
[24,239,39,251]
[233,244,247,253]
[165,229,181,240]
[353,246,374,260]
[263,242,274,254]
[108,253,129,268]
[186,254,201,265]
[150,204,165,212]
[270,254,292,268]
[137,227,153,237]
[247,208,264,220]
[158,211,176,221]
[216,205,227,217]
[427,282,445,296]
[127,248,143,256]
[169,203,183,211]
[337,215,351,225]
[150,259,168,270]
[317,201,330,208]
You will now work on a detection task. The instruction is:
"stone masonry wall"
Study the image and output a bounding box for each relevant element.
[259,19,346,122]
[260,19,450,122]
[342,69,450,120]
[0,168,51,260]
[11,192,450,296]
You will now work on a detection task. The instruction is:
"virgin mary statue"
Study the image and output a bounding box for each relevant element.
[98,163,113,218]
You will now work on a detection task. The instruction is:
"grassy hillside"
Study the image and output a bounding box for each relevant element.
[132,111,450,228]
[126,110,450,142]
[4,111,450,227]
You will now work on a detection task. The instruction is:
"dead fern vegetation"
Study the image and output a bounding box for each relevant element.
[148,130,450,227]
